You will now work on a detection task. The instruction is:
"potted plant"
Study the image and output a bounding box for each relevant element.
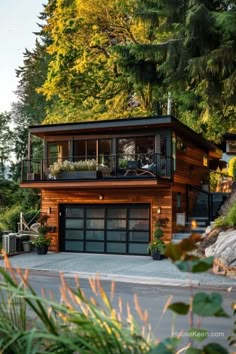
[147,217,169,260]
[32,215,51,255]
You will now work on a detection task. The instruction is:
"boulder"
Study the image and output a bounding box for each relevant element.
[205,229,236,277]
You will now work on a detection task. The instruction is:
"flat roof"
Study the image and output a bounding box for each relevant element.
[29,115,220,152]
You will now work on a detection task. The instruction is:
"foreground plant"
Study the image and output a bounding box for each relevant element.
[0,253,151,353]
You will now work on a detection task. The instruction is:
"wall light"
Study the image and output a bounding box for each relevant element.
[47,207,52,214]
[157,206,161,214]
[99,194,104,200]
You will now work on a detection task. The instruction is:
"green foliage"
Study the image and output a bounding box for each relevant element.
[32,234,51,247]
[0,204,21,233]
[228,157,236,181]
[147,217,168,254]
[214,201,236,227]
[0,264,151,353]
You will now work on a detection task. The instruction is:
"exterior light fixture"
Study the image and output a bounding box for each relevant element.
[157,206,161,214]
[99,194,104,200]
[47,207,52,214]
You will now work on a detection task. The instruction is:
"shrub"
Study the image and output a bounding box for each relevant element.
[0,204,21,233]
[228,157,236,181]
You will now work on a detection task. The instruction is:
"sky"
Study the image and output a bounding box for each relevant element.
[0,0,46,112]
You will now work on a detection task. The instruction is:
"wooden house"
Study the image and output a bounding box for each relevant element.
[20,115,222,255]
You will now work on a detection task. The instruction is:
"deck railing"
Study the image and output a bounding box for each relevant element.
[21,153,173,182]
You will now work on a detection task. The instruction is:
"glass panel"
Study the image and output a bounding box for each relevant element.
[87,140,96,158]
[66,208,84,218]
[128,220,149,231]
[86,230,104,240]
[66,219,84,229]
[128,243,148,254]
[87,208,105,218]
[65,230,84,240]
[86,242,104,252]
[160,136,167,155]
[118,138,135,157]
[107,208,126,219]
[129,231,149,242]
[86,219,104,229]
[107,243,126,253]
[107,231,126,241]
[65,241,83,251]
[98,139,111,167]
[107,219,126,230]
[129,207,149,218]
[136,136,154,165]
[47,141,69,165]
[74,141,86,159]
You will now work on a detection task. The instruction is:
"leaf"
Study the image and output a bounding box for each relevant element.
[214,308,229,318]
[186,348,202,354]
[188,328,208,342]
[175,257,213,273]
[192,293,222,317]
[191,257,214,272]
[203,343,229,354]
[148,337,180,354]
[168,302,190,315]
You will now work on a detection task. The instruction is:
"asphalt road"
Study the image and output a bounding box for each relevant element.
[23,271,235,350]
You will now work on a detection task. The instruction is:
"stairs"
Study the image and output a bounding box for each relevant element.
[172,188,230,244]
[172,217,208,243]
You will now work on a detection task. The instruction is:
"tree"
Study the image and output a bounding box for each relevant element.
[0,113,14,179]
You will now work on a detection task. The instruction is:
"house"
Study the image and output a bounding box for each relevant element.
[20,115,222,255]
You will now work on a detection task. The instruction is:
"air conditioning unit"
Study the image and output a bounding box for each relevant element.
[2,234,17,254]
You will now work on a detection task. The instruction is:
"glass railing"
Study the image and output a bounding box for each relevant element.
[21,153,173,182]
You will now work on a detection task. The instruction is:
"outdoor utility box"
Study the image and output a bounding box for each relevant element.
[2,234,17,254]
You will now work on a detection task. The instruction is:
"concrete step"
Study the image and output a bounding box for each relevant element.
[186,221,207,227]
[172,232,191,240]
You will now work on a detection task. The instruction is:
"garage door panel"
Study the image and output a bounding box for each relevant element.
[107,231,126,241]
[86,230,104,240]
[86,219,104,229]
[66,219,83,228]
[65,241,83,251]
[129,231,149,242]
[86,242,104,252]
[65,230,84,240]
[107,243,126,253]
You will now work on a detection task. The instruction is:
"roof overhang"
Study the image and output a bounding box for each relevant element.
[29,115,221,154]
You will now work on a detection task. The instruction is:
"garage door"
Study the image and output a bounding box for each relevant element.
[60,204,150,255]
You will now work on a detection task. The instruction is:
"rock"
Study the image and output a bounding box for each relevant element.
[205,228,236,278]
[205,229,236,264]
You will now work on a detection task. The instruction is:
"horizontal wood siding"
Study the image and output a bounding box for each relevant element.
[174,142,208,185]
[41,188,172,252]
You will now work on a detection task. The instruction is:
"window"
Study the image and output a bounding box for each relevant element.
[47,141,69,164]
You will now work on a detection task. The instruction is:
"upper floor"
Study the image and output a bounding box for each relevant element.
[20,115,222,189]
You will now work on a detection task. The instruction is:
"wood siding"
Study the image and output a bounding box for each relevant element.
[41,187,172,252]
[174,142,208,186]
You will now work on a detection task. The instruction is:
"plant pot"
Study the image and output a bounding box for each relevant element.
[151,251,162,260]
[36,245,49,255]
[22,241,32,253]
[58,171,101,180]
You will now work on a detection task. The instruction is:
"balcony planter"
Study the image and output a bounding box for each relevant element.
[58,170,101,180]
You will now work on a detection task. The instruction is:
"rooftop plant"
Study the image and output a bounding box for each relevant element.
[49,159,97,177]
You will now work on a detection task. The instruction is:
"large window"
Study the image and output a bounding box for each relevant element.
[74,139,111,163]
[117,136,154,167]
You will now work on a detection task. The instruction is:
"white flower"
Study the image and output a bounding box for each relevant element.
[49,159,97,177]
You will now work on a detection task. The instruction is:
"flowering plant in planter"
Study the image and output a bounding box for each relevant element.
[147,217,169,259]
[32,214,51,254]
[49,159,97,177]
